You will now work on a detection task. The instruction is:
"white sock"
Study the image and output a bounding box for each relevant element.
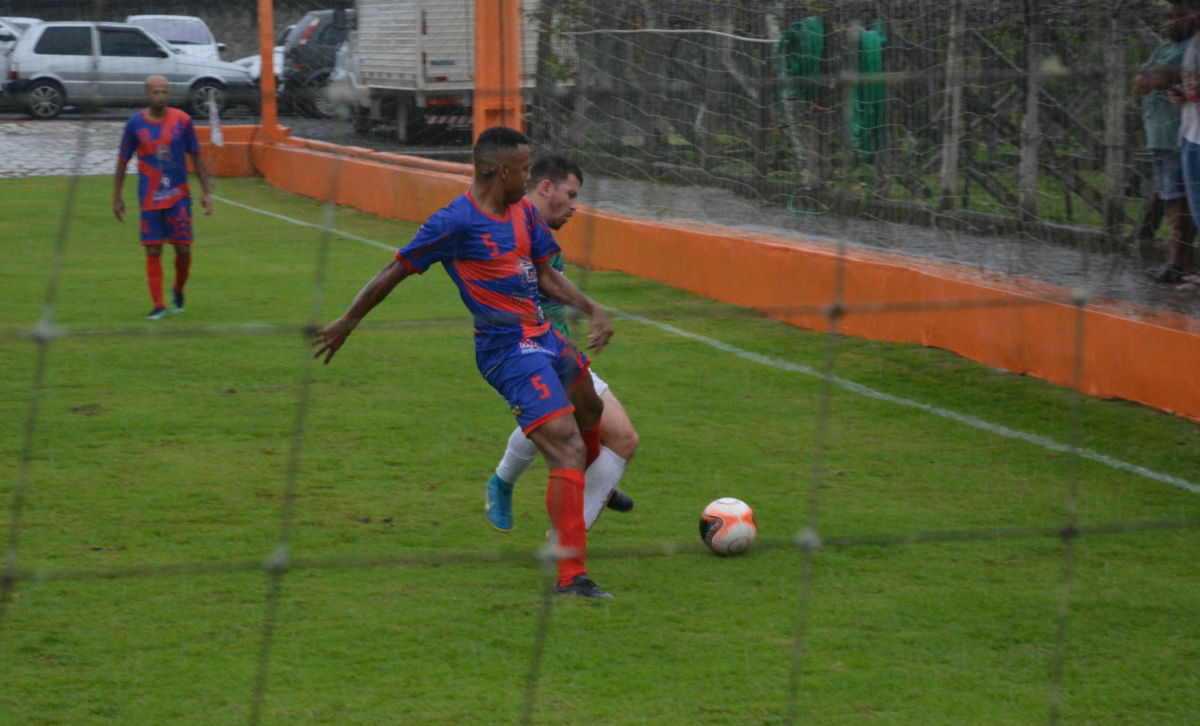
[495,426,539,485]
[584,446,628,530]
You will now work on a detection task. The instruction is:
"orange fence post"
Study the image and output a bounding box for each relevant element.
[473,0,525,139]
[257,0,280,137]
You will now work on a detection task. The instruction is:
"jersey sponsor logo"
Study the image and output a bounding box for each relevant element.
[152,184,180,203]
[518,338,552,356]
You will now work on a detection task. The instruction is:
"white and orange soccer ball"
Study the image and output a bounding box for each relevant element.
[699,497,757,556]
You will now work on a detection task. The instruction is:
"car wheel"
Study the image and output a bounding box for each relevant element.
[26,81,65,120]
[189,82,226,120]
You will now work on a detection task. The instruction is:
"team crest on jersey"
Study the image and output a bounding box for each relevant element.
[519,257,536,284]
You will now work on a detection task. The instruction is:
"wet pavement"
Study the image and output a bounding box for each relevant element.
[0,118,124,178]
[4,113,1197,320]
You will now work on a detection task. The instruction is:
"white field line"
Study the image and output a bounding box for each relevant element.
[214,195,395,251]
[217,195,1200,495]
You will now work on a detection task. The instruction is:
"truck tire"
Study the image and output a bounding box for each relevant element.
[304,72,335,119]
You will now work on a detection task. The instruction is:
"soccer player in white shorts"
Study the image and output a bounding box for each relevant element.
[486,368,638,531]
[484,156,640,532]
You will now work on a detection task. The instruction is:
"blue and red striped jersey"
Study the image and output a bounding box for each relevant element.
[397,192,561,350]
[118,107,201,212]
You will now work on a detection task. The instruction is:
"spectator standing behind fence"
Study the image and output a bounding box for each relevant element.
[1142,1,1196,285]
[1170,0,1200,286]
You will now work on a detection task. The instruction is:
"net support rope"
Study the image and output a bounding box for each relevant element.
[246,110,345,725]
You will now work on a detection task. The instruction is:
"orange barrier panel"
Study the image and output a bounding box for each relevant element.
[193,126,263,177]
[555,209,1200,420]
[248,141,469,222]
[201,130,1200,421]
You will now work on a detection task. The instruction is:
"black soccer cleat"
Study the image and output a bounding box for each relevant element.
[556,575,614,599]
[605,488,634,512]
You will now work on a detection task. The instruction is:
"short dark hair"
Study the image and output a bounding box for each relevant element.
[473,126,530,173]
[530,155,583,187]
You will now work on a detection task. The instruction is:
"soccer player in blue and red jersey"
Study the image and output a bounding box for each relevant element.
[484,156,639,534]
[113,75,212,320]
[312,127,617,599]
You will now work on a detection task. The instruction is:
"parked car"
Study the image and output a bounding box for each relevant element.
[125,15,224,61]
[1,17,40,33]
[4,21,256,120]
[0,18,20,108]
[232,23,293,83]
[280,8,354,117]
[0,17,20,55]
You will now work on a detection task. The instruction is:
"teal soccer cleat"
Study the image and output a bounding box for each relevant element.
[485,474,514,532]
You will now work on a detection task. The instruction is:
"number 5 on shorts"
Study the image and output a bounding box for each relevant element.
[531,375,551,399]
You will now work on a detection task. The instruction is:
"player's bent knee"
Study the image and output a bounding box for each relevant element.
[611,427,639,460]
[530,420,586,471]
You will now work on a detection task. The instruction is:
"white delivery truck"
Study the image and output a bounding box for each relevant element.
[351,0,542,143]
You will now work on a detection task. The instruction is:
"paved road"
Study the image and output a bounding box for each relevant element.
[0,119,123,177]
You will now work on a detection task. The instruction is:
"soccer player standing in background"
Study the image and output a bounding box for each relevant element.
[113,74,212,320]
[484,156,639,534]
[312,127,618,599]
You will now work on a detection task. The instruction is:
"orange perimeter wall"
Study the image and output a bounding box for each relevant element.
[198,127,1200,422]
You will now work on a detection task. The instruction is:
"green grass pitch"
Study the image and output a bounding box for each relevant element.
[1,175,1198,724]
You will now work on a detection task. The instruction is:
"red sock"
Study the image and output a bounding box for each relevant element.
[546,467,587,587]
[145,256,164,308]
[173,254,191,294]
[581,422,601,468]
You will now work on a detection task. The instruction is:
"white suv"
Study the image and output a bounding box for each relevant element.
[0,19,18,107]
[4,21,256,120]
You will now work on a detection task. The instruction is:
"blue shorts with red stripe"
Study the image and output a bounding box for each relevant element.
[140,197,193,245]
[477,328,590,434]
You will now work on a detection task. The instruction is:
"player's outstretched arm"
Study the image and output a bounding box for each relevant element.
[312,259,412,364]
[536,262,613,352]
